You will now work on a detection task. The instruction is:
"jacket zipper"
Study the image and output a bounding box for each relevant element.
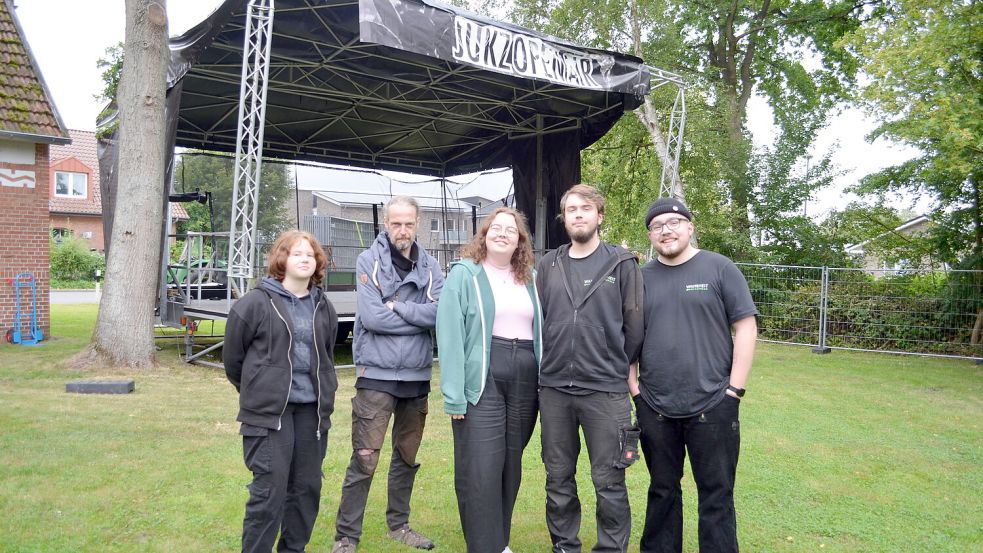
[313,298,322,440]
[472,274,488,399]
[270,299,293,431]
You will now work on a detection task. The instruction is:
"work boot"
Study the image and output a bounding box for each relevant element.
[331,537,357,553]
[387,524,435,550]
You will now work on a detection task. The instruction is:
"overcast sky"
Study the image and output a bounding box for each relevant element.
[14,0,923,217]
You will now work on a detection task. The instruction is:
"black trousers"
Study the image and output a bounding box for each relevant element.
[636,395,741,553]
[241,402,328,553]
[540,387,634,553]
[452,337,538,553]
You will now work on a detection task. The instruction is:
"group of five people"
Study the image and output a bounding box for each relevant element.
[224,184,758,553]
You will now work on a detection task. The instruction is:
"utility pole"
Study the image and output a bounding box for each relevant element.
[803,154,812,217]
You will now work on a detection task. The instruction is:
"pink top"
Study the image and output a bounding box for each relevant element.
[482,261,534,340]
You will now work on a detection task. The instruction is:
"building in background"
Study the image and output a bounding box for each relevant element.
[49,129,188,253]
[0,0,69,339]
[845,215,946,274]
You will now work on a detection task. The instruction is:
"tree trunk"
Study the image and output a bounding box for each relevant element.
[84,0,169,368]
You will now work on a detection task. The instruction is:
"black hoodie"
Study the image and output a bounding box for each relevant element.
[536,242,644,393]
[224,280,339,438]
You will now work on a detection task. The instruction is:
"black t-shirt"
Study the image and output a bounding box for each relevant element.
[638,251,757,417]
[356,377,430,398]
[566,247,607,304]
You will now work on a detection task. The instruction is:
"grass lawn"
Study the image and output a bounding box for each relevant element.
[0,304,980,552]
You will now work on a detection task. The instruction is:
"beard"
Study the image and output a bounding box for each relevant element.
[654,236,687,258]
[393,237,413,254]
[567,221,598,244]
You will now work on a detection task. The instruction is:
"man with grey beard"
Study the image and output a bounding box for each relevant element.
[332,196,444,553]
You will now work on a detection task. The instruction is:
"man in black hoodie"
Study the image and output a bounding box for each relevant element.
[536,184,644,553]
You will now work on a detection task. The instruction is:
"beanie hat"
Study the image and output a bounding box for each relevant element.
[645,197,693,228]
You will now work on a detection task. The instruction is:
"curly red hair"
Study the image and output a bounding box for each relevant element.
[459,207,535,284]
[266,230,328,286]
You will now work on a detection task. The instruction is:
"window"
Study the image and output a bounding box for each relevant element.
[431,218,439,232]
[446,218,457,231]
[55,171,87,198]
[51,228,72,244]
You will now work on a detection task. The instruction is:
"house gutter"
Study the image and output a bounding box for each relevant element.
[0,129,71,146]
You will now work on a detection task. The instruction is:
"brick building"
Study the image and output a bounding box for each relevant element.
[0,0,70,340]
[47,129,188,253]
[48,129,105,250]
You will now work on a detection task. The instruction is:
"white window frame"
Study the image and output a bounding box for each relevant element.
[55,171,87,199]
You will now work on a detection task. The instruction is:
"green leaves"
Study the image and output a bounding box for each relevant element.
[847,0,982,266]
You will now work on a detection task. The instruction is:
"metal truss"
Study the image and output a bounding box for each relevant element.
[228,0,275,295]
[659,85,686,200]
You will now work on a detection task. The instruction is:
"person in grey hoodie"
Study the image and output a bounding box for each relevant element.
[224,230,339,553]
[332,196,444,553]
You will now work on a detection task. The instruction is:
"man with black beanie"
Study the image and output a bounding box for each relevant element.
[632,197,758,553]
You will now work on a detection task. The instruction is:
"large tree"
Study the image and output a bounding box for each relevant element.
[846,0,982,268]
[80,0,169,368]
[506,0,869,260]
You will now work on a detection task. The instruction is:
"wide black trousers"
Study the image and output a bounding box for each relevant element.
[636,395,741,553]
[452,337,538,553]
[241,402,328,553]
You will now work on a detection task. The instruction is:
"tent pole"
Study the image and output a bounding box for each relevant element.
[534,115,545,252]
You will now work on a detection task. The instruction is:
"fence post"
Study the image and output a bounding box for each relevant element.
[812,266,832,354]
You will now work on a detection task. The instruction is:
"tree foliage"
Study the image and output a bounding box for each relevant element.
[504,0,869,262]
[846,0,983,268]
[95,42,124,105]
[50,236,106,282]
[174,153,294,245]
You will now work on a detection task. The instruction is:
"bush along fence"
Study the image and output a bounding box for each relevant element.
[739,263,983,361]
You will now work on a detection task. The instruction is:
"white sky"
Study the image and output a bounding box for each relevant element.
[13,0,923,217]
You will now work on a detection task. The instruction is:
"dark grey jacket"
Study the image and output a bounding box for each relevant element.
[353,232,444,381]
[224,283,339,437]
[536,242,644,393]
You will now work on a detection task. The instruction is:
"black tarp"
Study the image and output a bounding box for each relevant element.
[102,0,652,248]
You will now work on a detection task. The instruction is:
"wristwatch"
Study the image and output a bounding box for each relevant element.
[727,385,746,397]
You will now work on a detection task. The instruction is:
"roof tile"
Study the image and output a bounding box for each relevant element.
[0,0,68,140]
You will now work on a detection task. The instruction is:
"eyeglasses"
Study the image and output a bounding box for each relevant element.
[489,224,519,237]
[648,217,686,233]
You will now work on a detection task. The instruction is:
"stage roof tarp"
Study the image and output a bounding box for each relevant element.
[165,0,651,177]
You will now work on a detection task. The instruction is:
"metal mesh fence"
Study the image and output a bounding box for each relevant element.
[738,263,824,347]
[739,263,983,360]
[825,268,983,358]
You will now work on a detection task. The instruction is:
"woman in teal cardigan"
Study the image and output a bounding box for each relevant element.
[436,207,542,553]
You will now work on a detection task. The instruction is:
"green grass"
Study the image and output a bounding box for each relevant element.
[0,305,980,552]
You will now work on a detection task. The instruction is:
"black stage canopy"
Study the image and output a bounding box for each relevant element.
[166,0,651,177]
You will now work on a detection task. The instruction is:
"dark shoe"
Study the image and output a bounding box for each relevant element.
[331,537,357,553]
[387,524,435,550]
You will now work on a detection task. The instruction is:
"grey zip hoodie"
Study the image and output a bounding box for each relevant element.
[260,277,317,403]
[353,232,444,381]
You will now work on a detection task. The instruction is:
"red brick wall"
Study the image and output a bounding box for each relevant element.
[50,213,105,251]
[0,143,51,339]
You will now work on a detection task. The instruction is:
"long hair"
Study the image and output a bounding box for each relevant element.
[266,230,328,286]
[459,207,535,284]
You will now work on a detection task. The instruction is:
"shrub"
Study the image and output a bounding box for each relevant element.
[50,236,105,281]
